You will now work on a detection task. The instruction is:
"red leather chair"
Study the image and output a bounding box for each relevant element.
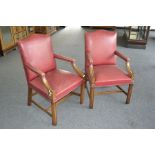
[85,30,134,109]
[18,34,85,125]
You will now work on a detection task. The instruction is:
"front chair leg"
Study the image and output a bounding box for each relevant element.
[89,86,94,109]
[27,87,32,106]
[80,81,85,104]
[126,84,133,104]
[51,102,57,125]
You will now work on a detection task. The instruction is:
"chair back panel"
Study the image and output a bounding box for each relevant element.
[85,30,117,66]
[18,34,56,81]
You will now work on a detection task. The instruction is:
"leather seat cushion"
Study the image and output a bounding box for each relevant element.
[29,69,83,102]
[92,65,133,87]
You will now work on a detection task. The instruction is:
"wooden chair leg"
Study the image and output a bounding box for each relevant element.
[51,102,57,125]
[27,87,32,106]
[89,86,94,109]
[80,81,85,104]
[126,84,133,104]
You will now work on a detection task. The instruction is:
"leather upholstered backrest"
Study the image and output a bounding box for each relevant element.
[85,30,117,66]
[18,34,56,81]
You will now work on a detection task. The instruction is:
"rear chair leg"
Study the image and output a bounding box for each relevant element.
[89,86,94,109]
[28,87,32,106]
[51,102,57,125]
[126,84,133,104]
[80,81,85,104]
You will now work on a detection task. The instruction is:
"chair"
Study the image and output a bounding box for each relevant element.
[18,34,85,125]
[85,30,134,109]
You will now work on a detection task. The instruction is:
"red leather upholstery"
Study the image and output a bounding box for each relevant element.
[18,34,56,81]
[85,30,117,66]
[29,69,83,102]
[93,65,133,87]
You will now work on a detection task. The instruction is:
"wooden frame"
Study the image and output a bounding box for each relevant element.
[26,26,35,35]
[12,26,28,44]
[0,26,29,55]
[86,51,134,109]
[35,26,57,35]
[26,54,85,125]
[124,26,150,48]
[0,26,15,55]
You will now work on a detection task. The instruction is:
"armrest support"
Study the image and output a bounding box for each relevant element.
[87,65,95,85]
[126,62,134,80]
[115,51,130,62]
[86,52,95,84]
[86,52,93,65]
[54,53,85,79]
[25,63,54,98]
[115,51,134,80]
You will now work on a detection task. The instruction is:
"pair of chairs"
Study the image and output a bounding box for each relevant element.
[18,30,134,125]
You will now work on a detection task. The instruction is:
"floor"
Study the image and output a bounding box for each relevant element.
[0,27,155,128]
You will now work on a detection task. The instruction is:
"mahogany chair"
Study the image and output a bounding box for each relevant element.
[85,30,134,109]
[18,34,85,125]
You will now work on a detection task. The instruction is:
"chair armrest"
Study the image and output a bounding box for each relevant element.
[25,63,55,98]
[114,51,134,80]
[54,53,85,79]
[25,63,45,77]
[72,63,85,79]
[54,53,75,63]
[115,51,130,62]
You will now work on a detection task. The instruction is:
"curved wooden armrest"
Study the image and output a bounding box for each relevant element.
[54,53,75,63]
[115,51,134,80]
[25,63,55,98]
[72,63,85,79]
[54,53,85,79]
